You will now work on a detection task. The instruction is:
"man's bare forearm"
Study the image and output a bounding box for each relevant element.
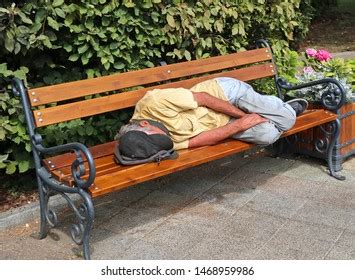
[192,91,246,118]
[188,113,267,148]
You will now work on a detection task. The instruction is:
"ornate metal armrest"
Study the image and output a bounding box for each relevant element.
[32,134,96,190]
[277,77,347,111]
[12,78,96,190]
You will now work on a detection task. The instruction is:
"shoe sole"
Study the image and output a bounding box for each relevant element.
[286,98,309,108]
[286,98,309,115]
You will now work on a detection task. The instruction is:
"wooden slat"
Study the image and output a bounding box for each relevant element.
[28,48,271,106]
[43,141,116,171]
[51,145,206,185]
[282,109,337,137]
[43,109,337,197]
[33,63,276,127]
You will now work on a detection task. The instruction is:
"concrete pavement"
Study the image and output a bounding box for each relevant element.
[0,151,354,260]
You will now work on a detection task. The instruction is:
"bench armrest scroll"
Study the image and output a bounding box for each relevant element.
[33,134,96,190]
[277,77,347,111]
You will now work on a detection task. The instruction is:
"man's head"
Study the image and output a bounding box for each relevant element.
[115,119,170,140]
[115,119,176,162]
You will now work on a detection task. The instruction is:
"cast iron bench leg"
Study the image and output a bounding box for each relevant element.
[37,177,49,239]
[327,119,346,180]
[77,190,95,260]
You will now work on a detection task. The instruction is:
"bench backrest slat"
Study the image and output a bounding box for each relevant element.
[28,48,271,106]
[33,63,275,127]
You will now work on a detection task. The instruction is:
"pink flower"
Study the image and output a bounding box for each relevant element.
[315,49,332,62]
[303,66,315,73]
[306,48,317,57]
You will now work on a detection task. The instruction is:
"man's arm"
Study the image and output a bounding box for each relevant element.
[192,91,246,118]
[188,113,267,148]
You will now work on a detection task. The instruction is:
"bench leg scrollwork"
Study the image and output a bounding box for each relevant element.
[36,167,95,259]
[284,119,345,181]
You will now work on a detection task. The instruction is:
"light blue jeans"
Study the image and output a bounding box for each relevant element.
[215,77,296,145]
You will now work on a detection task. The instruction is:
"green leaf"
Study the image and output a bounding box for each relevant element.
[246,2,254,12]
[68,53,79,61]
[52,0,64,7]
[6,163,16,175]
[103,62,110,70]
[86,126,94,135]
[0,154,8,162]
[55,8,66,18]
[144,61,154,67]
[214,20,223,33]
[25,143,32,152]
[78,44,89,54]
[42,37,53,48]
[167,14,176,28]
[113,62,125,70]
[86,69,96,78]
[30,23,42,33]
[18,161,30,173]
[63,43,73,52]
[8,108,16,115]
[18,12,33,24]
[47,17,60,31]
[102,5,111,14]
[5,36,14,52]
[184,50,191,61]
[0,63,7,72]
[0,8,9,14]
[35,9,47,23]
[14,42,21,55]
[205,37,212,48]
[232,24,239,35]
[81,55,89,65]
[0,128,5,140]
[238,19,245,36]
[17,25,30,34]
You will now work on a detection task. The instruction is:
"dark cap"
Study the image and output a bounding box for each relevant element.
[115,119,178,165]
[118,131,174,159]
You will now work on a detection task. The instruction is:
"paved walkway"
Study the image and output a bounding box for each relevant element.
[332,51,355,59]
[0,152,354,260]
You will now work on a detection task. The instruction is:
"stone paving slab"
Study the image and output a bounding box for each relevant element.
[292,200,354,229]
[184,233,262,260]
[0,154,353,260]
[243,191,307,219]
[324,231,355,260]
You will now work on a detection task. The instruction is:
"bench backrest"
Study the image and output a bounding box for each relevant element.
[28,47,275,128]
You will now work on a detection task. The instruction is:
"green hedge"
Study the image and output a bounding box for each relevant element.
[311,0,338,14]
[0,0,315,176]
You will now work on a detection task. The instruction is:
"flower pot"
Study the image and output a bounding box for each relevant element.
[285,100,354,171]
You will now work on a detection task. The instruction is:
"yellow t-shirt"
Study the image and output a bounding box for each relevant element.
[131,79,230,149]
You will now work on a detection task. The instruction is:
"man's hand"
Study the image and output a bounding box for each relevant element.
[233,113,268,131]
[188,113,268,148]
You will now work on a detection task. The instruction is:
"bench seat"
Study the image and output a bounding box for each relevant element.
[43,109,336,198]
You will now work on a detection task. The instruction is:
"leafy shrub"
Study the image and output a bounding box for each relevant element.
[0,0,315,176]
[311,0,338,15]
[0,64,32,174]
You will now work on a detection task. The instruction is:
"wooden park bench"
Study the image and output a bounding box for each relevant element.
[12,40,346,259]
